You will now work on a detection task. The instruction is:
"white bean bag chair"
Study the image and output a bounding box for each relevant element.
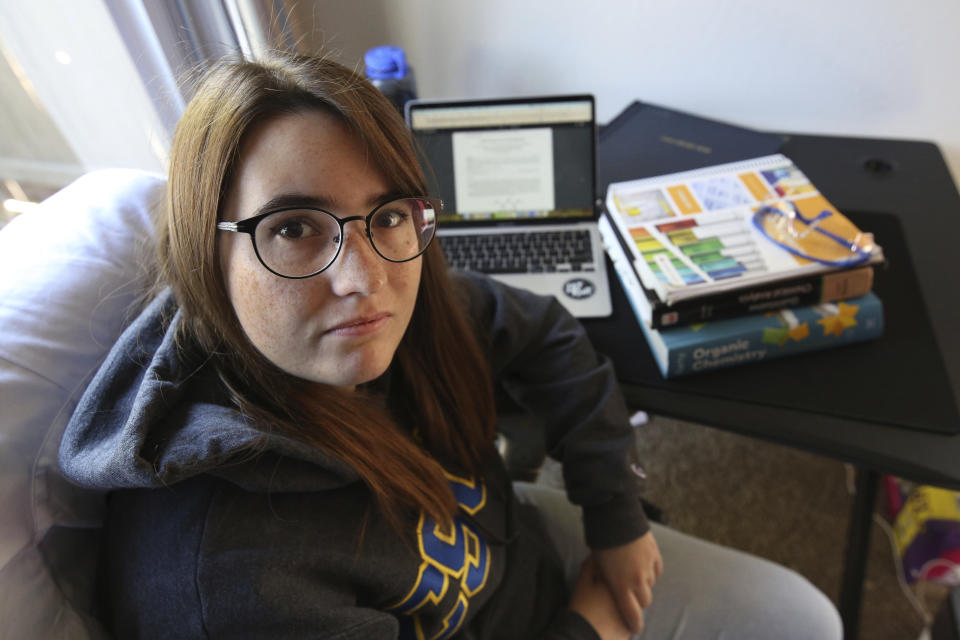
[0,170,164,639]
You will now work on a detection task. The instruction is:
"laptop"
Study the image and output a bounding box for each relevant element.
[406,95,612,318]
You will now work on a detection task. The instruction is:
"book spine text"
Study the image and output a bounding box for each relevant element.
[653,266,875,329]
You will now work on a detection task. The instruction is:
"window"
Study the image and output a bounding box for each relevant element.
[0,0,304,228]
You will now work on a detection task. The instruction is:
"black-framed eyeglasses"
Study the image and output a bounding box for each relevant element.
[216,196,440,279]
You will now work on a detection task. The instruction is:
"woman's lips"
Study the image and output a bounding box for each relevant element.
[325,312,391,337]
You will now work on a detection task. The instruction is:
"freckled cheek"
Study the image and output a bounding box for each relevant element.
[222,242,305,348]
[232,280,277,341]
[392,262,423,322]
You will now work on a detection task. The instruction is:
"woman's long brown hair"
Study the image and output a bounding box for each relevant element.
[159,52,497,529]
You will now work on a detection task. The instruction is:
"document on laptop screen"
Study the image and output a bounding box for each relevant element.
[408,97,596,225]
[452,128,555,217]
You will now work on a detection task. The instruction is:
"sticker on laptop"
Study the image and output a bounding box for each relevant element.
[563,278,596,300]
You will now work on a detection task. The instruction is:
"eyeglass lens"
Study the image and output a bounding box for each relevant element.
[253,197,437,278]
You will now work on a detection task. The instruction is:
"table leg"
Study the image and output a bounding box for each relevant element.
[839,467,879,639]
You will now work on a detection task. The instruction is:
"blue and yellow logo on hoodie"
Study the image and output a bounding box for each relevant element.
[388,472,490,640]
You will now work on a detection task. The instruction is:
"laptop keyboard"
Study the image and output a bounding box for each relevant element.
[440,230,596,274]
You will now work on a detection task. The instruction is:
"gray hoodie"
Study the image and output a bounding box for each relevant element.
[60,271,647,639]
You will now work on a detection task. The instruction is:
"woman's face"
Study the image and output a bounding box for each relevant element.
[219,109,422,390]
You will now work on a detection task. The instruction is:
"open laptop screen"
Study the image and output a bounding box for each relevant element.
[407,96,596,226]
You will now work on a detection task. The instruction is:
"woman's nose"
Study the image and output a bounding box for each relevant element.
[327,223,386,296]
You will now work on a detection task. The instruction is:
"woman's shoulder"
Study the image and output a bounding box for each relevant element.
[102,474,399,638]
[100,475,220,636]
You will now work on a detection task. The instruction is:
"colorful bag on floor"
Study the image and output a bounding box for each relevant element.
[891,482,960,585]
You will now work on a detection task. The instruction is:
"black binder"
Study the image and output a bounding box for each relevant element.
[598,101,784,192]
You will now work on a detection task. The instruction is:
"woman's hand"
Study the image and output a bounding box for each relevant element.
[568,556,632,640]
[591,531,663,634]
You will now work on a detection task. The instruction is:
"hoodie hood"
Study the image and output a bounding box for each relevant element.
[59,290,359,493]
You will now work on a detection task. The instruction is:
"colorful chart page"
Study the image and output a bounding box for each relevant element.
[605,154,883,304]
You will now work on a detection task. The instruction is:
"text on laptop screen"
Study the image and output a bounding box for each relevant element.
[409,98,595,225]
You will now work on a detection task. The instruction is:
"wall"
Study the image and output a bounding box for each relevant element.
[298,0,960,185]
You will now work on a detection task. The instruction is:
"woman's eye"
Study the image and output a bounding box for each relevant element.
[271,219,318,239]
[373,209,407,228]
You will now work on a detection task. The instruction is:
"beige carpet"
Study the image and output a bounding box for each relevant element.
[540,416,950,639]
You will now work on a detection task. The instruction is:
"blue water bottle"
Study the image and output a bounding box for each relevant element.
[364,45,418,114]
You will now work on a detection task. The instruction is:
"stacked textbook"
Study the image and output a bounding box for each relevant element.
[601,151,886,378]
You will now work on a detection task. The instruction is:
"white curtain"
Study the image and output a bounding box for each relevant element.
[107,0,305,111]
[0,0,303,199]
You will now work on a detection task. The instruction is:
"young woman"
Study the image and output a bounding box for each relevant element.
[60,52,841,639]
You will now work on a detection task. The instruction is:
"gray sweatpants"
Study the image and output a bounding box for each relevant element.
[514,482,844,640]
